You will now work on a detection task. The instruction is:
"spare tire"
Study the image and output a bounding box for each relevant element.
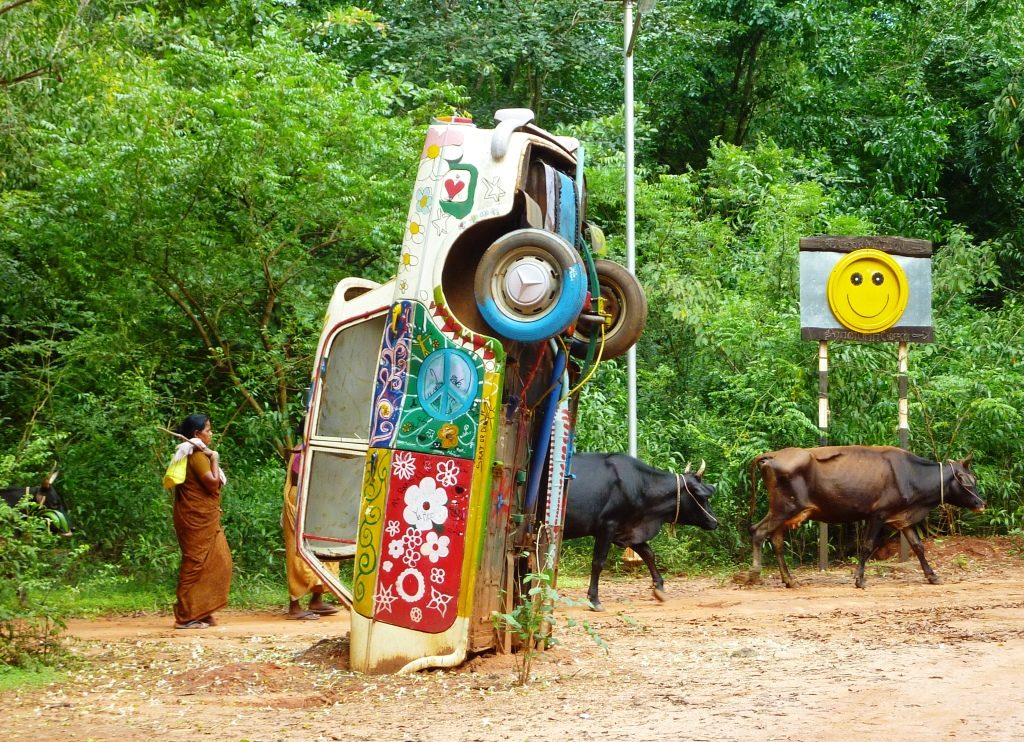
[572,260,647,359]
[474,229,587,342]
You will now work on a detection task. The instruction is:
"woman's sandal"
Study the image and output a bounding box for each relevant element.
[174,620,209,630]
[307,604,339,615]
[285,611,320,621]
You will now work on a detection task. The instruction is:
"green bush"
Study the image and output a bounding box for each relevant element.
[0,499,88,667]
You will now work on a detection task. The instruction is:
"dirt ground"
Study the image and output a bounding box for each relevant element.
[4,535,1024,741]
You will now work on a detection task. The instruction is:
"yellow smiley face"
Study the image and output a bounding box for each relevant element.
[827,249,910,333]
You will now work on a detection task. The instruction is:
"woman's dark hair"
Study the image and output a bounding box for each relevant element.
[177,413,210,439]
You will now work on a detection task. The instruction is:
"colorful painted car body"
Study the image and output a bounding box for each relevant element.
[295,110,645,673]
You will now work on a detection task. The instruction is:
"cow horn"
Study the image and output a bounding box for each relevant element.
[684,462,692,473]
[46,469,59,487]
[696,459,706,477]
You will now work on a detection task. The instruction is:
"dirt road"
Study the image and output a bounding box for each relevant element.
[4,536,1024,741]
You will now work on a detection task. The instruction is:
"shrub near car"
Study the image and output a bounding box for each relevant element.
[295,110,645,673]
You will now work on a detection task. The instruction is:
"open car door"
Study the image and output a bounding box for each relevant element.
[296,277,393,607]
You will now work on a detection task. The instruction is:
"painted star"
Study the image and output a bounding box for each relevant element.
[425,586,454,617]
[432,212,451,236]
[375,584,398,614]
[482,176,505,202]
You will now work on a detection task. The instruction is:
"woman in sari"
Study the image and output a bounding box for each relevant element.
[171,413,232,629]
[282,424,339,619]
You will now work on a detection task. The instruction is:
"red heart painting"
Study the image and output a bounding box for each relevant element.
[444,177,465,199]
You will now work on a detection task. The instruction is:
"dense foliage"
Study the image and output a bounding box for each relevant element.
[2,0,1022,617]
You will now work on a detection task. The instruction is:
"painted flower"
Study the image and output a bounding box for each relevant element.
[407,216,426,244]
[430,567,446,584]
[415,187,432,213]
[437,423,459,449]
[403,477,449,531]
[385,519,401,537]
[382,560,394,573]
[399,250,420,275]
[393,451,416,481]
[410,607,423,623]
[388,539,405,559]
[435,459,460,488]
[420,532,451,564]
[421,128,465,163]
[402,527,424,549]
[402,546,422,567]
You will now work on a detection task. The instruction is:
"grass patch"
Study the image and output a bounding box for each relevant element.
[228,576,291,610]
[0,664,64,691]
[43,568,289,617]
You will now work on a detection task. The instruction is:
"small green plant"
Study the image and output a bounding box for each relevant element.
[491,568,560,686]
[1007,531,1024,559]
[0,499,88,668]
[491,551,607,686]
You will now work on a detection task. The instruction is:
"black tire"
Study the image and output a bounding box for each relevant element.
[573,260,647,359]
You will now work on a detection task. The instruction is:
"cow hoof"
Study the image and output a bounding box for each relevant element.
[855,580,866,589]
[732,571,759,585]
[588,601,605,613]
[652,587,667,602]
[927,574,943,585]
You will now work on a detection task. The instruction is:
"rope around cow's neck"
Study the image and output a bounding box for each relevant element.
[676,473,717,523]
[939,461,945,506]
[674,474,681,524]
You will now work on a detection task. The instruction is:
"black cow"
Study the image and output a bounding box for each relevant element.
[1,470,72,536]
[743,445,984,589]
[563,453,718,611]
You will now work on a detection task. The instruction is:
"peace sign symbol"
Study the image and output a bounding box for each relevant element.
[417,349,479,420]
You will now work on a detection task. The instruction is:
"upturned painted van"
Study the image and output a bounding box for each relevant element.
[295,109,645,673]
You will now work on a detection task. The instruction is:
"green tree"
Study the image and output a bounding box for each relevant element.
[310,0,623,126]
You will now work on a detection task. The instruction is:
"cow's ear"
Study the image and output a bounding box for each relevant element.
[960,453,974,469]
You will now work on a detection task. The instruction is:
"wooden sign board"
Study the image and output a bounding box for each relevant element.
[799,236,933,343]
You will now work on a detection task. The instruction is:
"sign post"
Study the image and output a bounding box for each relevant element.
[799,236,933,569]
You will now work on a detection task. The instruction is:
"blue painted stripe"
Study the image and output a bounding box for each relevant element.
[556,172,577,246]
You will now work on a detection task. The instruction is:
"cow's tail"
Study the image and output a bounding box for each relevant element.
[748,453,771,527]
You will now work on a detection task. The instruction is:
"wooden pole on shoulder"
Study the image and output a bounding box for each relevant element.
[818,341,829,570]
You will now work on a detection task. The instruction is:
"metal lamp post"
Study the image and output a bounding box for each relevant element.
[624,0,654,457]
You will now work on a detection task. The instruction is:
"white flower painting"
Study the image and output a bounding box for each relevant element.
[435,459,460,488]
[392,451,416,481]
[420,532,451,563]
[402,476,449,531]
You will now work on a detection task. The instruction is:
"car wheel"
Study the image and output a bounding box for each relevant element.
[572,259,647,359]
[474,229,587,342]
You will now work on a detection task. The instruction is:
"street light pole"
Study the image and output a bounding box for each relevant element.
[624,0,638,458]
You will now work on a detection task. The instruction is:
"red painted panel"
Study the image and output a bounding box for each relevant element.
[372,450,472,633]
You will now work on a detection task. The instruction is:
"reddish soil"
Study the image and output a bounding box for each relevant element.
[4,536,1024,741]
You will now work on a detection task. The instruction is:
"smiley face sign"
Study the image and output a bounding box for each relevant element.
[799,236,932,343]
[826,249,909,333]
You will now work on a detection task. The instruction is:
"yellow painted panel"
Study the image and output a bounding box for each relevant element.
[353,448,390,618]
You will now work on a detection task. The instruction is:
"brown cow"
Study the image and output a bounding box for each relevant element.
[742,446,984,588]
